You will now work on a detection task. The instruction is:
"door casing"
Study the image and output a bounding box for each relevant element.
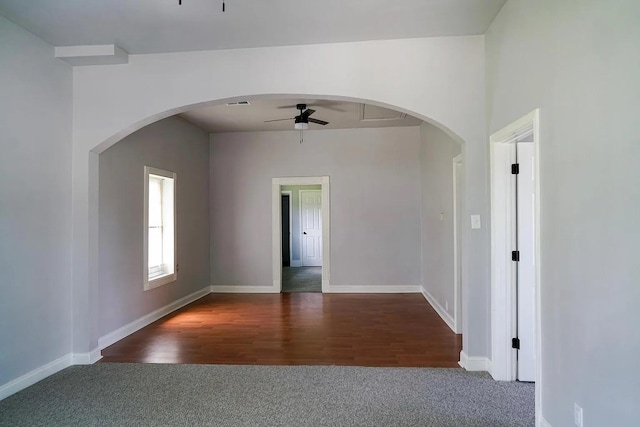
[272,176,330,292]
[489,109,541,403]
[453,154,464,334]
[281,191,293,267]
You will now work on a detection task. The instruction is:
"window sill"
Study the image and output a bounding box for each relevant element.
[144,273,177,291]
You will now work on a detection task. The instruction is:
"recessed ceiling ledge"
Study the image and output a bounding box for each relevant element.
[54,44,129,66]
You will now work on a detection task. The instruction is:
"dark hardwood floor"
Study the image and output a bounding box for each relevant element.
[100,293,462,367]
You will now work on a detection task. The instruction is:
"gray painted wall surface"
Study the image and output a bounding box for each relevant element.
[99,116,210,337]
[210,127,422,288]
[0,16,73,386]
[420,123,461,321]
[486,1,640,425]
[280,185,322,262]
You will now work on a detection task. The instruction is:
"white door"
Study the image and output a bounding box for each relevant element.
[300,190,322,267]
[516,142,535,381]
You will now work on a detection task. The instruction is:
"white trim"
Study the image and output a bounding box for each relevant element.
[489,109,542,424]
[210,285,279,293]
[327,285,421,293]
[532,112,543,427]
[0,354,72,401]
[72,348,102,365]
[54,44,129,66]
[143,166,178,291]
[98,285,210,350]
[458,351,492,372]
[290,260,302,267]
[421,288,456,333]
[272,176,330,293]
[452,153,464,334]
[280,190,293,267]
[539,416,552,427]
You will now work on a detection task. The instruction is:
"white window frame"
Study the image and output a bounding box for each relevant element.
[143,166,177,291]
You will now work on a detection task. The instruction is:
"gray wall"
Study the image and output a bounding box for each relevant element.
[420,123,461,320]
[0,16,73,386]
[99,116,210,337]
[486,1,640,425]
[210,127,422,288]
[280,185,322,263]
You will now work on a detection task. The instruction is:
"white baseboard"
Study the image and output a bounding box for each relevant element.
[72,347,102,365]
[539,415,552,427]
[0,353,72,401]
[290,260,302,267]
[321,279,331,293]
[459,351,492,372]
[211,285,279,293]
[326,285,421,293]
[98,285,211,350]
[420,287,456,333]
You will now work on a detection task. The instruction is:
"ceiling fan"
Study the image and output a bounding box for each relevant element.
[265,104,329,130]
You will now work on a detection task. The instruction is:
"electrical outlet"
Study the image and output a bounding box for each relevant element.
[574,403,583,427]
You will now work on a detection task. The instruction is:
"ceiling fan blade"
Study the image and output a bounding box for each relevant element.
[311,101,346,112]
[301,109,316,119]
[278,102,346,112]
[264,117,294,123]
[308,118,329,126]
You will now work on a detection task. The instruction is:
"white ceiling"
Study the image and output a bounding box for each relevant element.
[0,0,506,54]
[180,98,422,133]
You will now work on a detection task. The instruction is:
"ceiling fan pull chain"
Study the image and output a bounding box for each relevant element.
[222,1,225,12]
[300,129,303,144]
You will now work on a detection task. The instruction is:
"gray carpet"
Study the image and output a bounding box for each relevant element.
[282,266,322,292]
[0,364,534,426]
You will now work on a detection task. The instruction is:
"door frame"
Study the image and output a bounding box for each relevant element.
[489,109,541,415]
[280,190,293,267]
[272,176,330,292]
[452,154,463,334]
[299,189,323,267]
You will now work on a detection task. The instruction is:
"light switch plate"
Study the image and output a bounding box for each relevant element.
[471,215,481,229]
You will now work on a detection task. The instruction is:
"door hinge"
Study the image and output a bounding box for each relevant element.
[512,338,520,350]
[511,250,520,261]
[511,163,520,174]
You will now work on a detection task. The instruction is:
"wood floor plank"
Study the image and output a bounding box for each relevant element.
[100,293,462,367]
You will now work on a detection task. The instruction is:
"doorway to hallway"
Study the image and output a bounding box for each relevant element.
[273,177,329,293]
[280,185,323,292]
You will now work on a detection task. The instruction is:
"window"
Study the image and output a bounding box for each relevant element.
[144,166,176,290]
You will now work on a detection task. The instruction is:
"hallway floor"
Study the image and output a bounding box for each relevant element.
[281,266,321,292]
[100,293,462,367]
